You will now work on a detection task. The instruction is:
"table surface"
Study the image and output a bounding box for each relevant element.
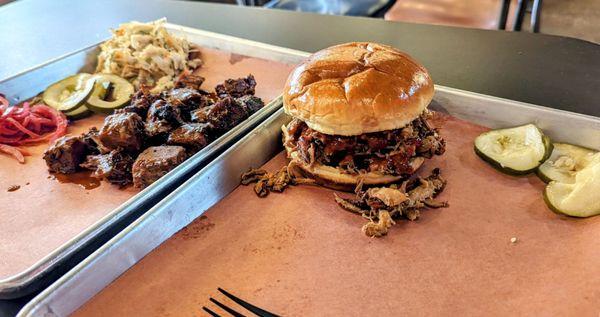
[0,0,599,314]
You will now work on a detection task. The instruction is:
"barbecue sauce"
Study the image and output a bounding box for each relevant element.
[50,171,101,190]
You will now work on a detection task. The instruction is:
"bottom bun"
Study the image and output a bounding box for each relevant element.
[284,135,424,192]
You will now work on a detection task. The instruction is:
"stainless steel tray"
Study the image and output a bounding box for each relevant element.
[18,81,600,315]
[0,23,308,298]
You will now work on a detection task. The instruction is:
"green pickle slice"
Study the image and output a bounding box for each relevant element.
[64,105,93,120]
[42,73,95,112]
[85,74,134,114]
[474,123,552,175]
[537,143,598,183]
[544,154,600,218]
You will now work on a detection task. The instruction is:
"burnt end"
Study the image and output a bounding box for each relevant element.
[144,121,172,139]
[174,72,205,90]
[145,99,183,137]
[98,112,145,153]
[168,88,206,108]
[45,75,266,188]
[117,86,157,118]
[236,95,264,114]
[167,123,212,153]
[190,97,248,132]
[80,150,134,186]
[81,127,100,155]
[43,135,87,174]
[190,105,211,123]
[166,88,213,120]
[147,100,183,125]
[214,74,256,98]
[132,146,187,189]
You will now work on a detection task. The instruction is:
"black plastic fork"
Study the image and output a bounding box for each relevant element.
[202,288,281,317]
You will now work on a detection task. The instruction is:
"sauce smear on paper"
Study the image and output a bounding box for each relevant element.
[50,171,101,190]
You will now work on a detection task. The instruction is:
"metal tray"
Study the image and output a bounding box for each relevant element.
[18,81,600,316]
[0,23,308,298]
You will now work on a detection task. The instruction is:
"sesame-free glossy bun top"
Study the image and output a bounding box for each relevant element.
[283,42,434,136]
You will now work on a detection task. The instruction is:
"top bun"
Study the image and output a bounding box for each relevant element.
[283,42,434,136]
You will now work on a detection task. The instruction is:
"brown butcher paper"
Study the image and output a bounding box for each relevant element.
[0,47,294,279]
[74,114,600,316]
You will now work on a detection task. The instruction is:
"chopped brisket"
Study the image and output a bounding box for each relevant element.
[174,71,205,90]
[166,88,212,120]
[145,99,183,137]
[132,146,187,189]
[167,123,213,152]
[214,74,256,98]
[80,150,134,185]
[117,86,157,117]
[236,95,264,114]
[43,135,87,174]
[81,127,101,155]
[45,73,265,190]
[191,97,248,132]
[98,112,145,153]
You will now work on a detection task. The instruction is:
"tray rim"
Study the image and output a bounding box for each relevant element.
[435,85,600,123]
[18,87,600,316]
[0,22,307,298]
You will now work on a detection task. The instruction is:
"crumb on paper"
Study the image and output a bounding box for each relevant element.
[510,237,518,243]
[7,185,20,192]
[178,215,215,240]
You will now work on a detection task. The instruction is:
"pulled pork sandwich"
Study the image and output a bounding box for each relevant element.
[282,42,445,190]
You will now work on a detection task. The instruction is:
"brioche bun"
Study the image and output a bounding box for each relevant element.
[283,42,434,136]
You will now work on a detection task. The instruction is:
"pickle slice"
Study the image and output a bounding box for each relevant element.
[64,105,93,120]
[43,74,95,112]
[537,143,598,183]
[544,157,600,217]
[85,74,134,114]
[474,124,552,175]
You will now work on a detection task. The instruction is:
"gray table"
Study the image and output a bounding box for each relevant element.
[0,0,599,314]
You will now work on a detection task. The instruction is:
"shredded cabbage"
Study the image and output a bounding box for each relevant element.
[96,19,202,93]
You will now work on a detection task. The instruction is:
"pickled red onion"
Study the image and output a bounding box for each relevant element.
[0,95,68,163]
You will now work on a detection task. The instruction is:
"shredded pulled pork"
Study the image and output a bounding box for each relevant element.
[335,168,448,237]
[362,210,395,237]
[284,111,445,176]
[242,164,448,238]
[240,164,315,197]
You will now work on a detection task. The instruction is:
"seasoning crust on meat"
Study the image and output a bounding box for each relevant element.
[132,146,187,189]
[44,73,264,188]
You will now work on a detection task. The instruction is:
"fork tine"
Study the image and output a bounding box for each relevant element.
[203,306,222,317]
[218,288,281,317]
[210,297,247,317]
